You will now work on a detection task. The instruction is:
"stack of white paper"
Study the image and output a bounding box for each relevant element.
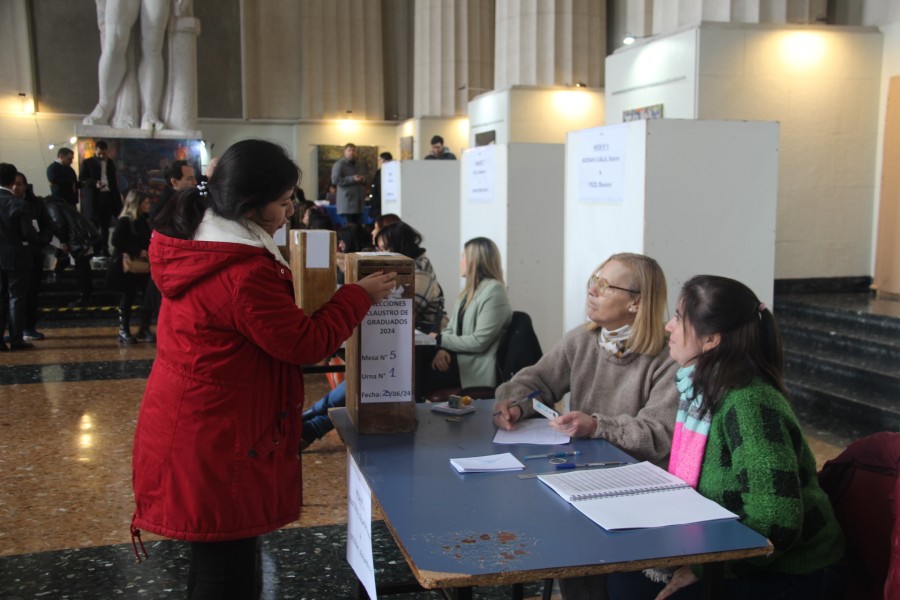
[450,453,525,473]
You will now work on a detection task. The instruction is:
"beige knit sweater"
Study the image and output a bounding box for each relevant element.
[495,325,680,464]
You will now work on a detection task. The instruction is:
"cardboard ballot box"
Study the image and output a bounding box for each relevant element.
[289,229,336,313]
[345,253,416,433]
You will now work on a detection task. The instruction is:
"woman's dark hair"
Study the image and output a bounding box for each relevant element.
[375,222,424,260]
[337,223,372,253]
[154,139,300,239]
[679,274,786,415]
[307,212,334,231]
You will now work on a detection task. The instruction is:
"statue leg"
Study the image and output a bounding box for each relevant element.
[137,0,171,130]
[84,0,141,125]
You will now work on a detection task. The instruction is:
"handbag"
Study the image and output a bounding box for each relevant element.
[122,253,150,274]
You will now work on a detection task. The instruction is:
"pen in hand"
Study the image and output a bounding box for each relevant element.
[492,390,542,417]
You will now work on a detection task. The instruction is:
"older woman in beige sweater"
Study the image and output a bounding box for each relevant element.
[493,252,679,600]
[493,253,679,465]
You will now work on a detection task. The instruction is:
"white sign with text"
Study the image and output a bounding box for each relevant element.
[577,124,627,204]
[466,145,495,203]
[382,160,399,205]
[360,295,413,403]
[346,453,377,600]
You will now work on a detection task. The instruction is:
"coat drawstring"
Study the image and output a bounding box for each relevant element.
[130,524,148,563]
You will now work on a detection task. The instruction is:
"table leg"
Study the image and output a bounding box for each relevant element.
[703,562,724,599]
[511,582,524,599]
[439,587,474,600]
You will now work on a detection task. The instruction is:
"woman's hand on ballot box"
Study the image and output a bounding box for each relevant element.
[355,271,397,304]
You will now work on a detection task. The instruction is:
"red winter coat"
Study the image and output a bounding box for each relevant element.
[132,228,370,542]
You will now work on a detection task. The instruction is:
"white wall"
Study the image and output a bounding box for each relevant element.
[605,28,699,123]
[564,120,779,331]
[469,87,605,147]
[696,23,882,279]
[394,161,462,303]
[606,23,883,280]
[0,115,83,196]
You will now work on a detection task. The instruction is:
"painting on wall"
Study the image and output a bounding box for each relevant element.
[399,136,414,161]
[475,130,496,147]
[623,104,664,122]
[77,137,203,203]
[316,144,379,200]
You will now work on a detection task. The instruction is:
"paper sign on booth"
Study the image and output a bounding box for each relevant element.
[577,124,626,205]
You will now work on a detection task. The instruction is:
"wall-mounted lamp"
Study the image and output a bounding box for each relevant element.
[574,82,587,88]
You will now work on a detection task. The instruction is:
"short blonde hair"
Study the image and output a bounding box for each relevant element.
[587,253,668,356]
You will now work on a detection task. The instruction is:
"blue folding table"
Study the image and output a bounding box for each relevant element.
[330,401,772,599]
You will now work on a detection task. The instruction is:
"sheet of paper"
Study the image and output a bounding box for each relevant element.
[304,230,331,268]
[450,452,525,473]
[346,453,377,599]
[492,418,570,445]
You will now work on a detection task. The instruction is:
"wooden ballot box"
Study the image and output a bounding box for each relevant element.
[345,253,417,433]
[289,229,336,313]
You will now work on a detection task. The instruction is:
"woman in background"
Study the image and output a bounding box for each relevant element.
[607,275,845,600]
[375,221,445,334]
[424,237,513,392]
[107,190,154,344]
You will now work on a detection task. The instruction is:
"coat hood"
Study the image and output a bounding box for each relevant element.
[150,209,290,299]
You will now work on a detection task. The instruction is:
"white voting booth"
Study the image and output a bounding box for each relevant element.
[563,119,779,332]
[382,160,462,303]
[460,144,566,350]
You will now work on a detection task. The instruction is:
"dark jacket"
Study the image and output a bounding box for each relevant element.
[23,194,55,257]
[0,188,38,270]
[47,161,78,205]
[107,214,152,292]
[79,155,119,219]
[44,196,101,260]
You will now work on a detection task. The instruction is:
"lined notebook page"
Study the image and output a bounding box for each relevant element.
[538,461,688,501]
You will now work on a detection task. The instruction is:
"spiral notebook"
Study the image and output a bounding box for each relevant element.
[537,461,738,530]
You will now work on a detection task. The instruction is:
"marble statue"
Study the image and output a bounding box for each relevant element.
[83,0,199,133]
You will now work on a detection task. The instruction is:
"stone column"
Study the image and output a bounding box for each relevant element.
[413,0,494,118]
[494,0,605,90]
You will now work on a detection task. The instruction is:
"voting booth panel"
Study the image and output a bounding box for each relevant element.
[289,230,337,314]
[387,160,462,305]
[563,119,779,332]
[345,254,417,434]
[459,143,566,351]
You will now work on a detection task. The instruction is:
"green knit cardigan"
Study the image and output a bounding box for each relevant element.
[694,380,845,579]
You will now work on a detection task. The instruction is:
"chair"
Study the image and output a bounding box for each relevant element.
[817,431,900,599]
[423,311,543,403]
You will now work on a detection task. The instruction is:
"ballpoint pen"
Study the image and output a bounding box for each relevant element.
[524,450,582,460]
[554,461,624,470]
[492,390,542,417]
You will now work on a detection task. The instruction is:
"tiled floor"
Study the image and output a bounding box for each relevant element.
[0,320,850,599]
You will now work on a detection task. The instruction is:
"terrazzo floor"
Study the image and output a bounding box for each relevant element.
[0,321,849,599]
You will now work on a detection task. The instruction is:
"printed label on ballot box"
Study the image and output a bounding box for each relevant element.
[360,295,413,403]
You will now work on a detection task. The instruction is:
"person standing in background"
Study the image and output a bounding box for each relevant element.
[47,148,78,206]
[0,163,39,351]
[15,172,53,342]
[424,135,456,160]
[369,151,392,220]
[331,143,367,225]
[80,140,120,256]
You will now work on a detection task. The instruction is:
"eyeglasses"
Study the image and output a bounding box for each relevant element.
[588,273,640,296]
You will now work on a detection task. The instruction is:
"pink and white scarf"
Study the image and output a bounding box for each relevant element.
[667,365,711,489]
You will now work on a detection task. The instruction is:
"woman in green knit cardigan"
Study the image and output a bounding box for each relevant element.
[608,275,847,600]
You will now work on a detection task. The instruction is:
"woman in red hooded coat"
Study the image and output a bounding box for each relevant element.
[131,139,395,599]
